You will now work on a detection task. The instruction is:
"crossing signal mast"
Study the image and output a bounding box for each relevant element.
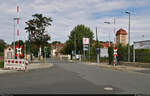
[4,4,29,72]
[15,5,23,59]
[113,17,118,66]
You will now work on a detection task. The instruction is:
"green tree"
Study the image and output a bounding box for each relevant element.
[0,39,7,56]
[42,43,51,58]
[61,40,73,54]
[25,13,52,49]
[52,41,61,45]
[108,46,113,64]
[115,44,135,63]
[11,40,24,47]
[116,44,127,62]
[61,24,94,55]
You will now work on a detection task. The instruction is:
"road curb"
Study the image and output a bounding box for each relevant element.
[27,63,54,71]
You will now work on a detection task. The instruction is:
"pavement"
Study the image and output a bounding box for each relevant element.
[1,58,148,75]
[0,58,150,94]
[0,58,149,75]
[88,62,149,71]
[71,61,150,75]
[47,58,150,94]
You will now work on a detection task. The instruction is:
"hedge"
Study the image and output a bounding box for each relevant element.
[0,60,4,68]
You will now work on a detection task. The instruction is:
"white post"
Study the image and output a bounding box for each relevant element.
[89,39,90,61]
[113,56,115,67]
[84,50,85,61]
[97,54,100,64]
[60,55,62,60]
[39,47,41,60]
[45,52,46,63]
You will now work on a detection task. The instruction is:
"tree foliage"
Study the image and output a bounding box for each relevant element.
[61,40,73,54]
[116,44,128,62]
[61,24,94,54]
[0,39,6,52]
[108,46,113,64]
[52,41,61,45]
[108,44,128,64]
[0,39,7,56]
[25,13,52,47]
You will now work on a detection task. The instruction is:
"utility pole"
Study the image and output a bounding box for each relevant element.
[128,12,130,62]
[104,22,111,47]
[74,34,77,59]
[96,27,100,64]
[89,38,90,62]
[44,46,47,63]
[125,11,131,62]
[133,42,135,62]
[28,32,31,61]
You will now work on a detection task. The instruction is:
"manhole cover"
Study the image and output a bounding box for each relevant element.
[104,87,114,91]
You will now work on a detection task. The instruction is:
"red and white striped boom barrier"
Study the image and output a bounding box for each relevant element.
[4,59,28,72]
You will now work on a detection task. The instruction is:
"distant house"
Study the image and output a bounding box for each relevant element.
[116,28,127,46]
[100,42,114,48]
[51,43,64,57]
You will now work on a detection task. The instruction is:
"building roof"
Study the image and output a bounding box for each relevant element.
[134,40,150,43]
[92,40,115,48]
[100,42,114,48]
[116,28,127,36]
[51,43,64,52]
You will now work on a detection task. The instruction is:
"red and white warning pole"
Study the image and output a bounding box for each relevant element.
[16,5,20,59]
[17,5,20,38]
[114,17,116,47]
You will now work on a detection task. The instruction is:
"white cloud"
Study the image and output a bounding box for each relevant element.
[0,0,150,44]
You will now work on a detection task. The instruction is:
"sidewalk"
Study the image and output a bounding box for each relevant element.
[0,62,53,74]
[82,62,150,73]
[28,62,53,70]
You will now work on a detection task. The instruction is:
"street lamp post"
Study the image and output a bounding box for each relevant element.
[74,34,77,59]
[96,27,100,64]
[125,11,131,62]
[104,22,111,47]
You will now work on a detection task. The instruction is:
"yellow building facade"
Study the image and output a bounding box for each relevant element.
[116,28,127,46]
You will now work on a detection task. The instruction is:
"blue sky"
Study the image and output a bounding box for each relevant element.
[0,0,150,44]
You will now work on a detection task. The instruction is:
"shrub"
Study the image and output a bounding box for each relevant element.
[108,47,113,64]
[135,49,150,63]
[0,60,4,68]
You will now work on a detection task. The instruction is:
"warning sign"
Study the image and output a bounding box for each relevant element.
[83,38,89,44]
[113,48,118,57]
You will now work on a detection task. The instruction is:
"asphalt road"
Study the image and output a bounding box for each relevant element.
[0,58,150,94]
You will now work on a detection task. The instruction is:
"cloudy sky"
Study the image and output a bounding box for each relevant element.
[0,0,150,44]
